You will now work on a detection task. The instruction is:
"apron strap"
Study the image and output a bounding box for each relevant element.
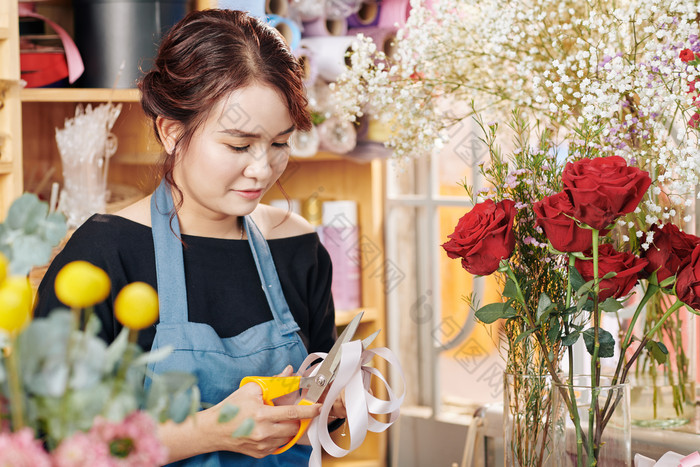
[150,179,189,323]
[244,216,301,336]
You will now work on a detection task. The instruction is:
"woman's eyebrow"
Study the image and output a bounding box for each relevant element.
[219,124,296,138]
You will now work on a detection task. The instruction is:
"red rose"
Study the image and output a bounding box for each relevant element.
[533,192,609,252]
[575,244,649,301]
[641,223,700,283]
[442,199,516,276]
[676,245,700,310]
[562,156,651,230]
[680,48,696,63]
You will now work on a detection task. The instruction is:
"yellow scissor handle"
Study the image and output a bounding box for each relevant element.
[238,376,315,454]
[239,376,301,405]
[272,398,315,454]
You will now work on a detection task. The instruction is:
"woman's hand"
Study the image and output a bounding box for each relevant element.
[157,367,321,462]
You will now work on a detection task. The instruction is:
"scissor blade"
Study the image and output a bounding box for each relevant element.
[304,311,364,402]
[362,330,380,349]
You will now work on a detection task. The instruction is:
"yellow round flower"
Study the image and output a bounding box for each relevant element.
[0,276,33,333]
[55,261,111,308]
[0,253,8,285]
[114,282,159,330]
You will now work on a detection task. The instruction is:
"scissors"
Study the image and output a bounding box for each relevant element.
[239,311,377,454]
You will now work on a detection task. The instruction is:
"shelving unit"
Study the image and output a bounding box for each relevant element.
[9,1,389,465]
[0,0,23,217]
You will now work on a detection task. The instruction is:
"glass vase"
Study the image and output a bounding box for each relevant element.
[504,372,553,467]
[629,373,695,428]
[551,376,631,467]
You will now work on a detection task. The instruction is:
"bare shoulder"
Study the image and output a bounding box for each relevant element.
[113,196,152,227]
[252,203,315,239]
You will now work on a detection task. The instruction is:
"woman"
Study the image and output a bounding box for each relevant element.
[35,9,340,465]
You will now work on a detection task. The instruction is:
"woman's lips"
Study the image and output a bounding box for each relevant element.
[235,189,263,199]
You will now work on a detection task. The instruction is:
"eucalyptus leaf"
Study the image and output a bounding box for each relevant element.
[131,345,174,367]
[232,417,255,438]
[9,235,52,276]
[582,328,615,358]
[104,327,130,371]
[218,404,240,423]
[169,389,195,423]
[475,302,517,324]
[39,211,68,245]
[5,193,47,232]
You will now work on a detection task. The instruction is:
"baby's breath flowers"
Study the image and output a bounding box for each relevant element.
[333,0,700,224]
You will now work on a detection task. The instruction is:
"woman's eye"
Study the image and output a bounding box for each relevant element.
[226,144,249,152]
[272,142,289,148]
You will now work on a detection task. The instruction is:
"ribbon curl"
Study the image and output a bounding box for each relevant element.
[295,339,405,467]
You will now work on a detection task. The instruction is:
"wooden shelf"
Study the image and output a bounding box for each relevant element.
[335,307,379,327]
[21,88,141,102]
[0,27,9,40]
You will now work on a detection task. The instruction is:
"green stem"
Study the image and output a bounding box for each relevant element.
[588,229,601,464]
[567,254,585,467]
[6,335,24,431]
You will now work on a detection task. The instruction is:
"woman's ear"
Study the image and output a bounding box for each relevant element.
[156,116,182,154]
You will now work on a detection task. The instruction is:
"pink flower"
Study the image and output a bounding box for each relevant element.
[0,428,52,467]
[53,431,112,467]
[89,412,168,467]
[689,112,700,129]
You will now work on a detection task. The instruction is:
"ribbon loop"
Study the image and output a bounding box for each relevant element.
[297,339,405,467]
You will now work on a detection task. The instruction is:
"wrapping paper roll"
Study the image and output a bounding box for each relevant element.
[377,0,411,27]
[265,0,288,16]
[348,26,397,57]
[294,43,319,87]
[289,0,326,21]
[318,116,357,154]
[324,0,362,20]
[218,0,265,17]
[266,14,302,51]
[299,36,358,82]
[347,1,381,28]
[290,125,321,157]
[302,16,348,37]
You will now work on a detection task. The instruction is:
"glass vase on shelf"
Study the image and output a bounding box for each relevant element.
[504,372,553,467]
[628,295,696,428]
[551,375,631,467]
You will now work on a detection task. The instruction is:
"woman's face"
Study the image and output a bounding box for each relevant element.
[172,84,294,221]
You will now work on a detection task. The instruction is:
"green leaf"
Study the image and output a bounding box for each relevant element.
[536,293,553,323]
[9,235,52,276]
[475,302,517,324]
[561,331,580,347]
[547,319,561,342]
[513,328,537,346]
[218,404,240,423]
[600,297,624,313]
[601,271,617,280]
[40,211,68,245]
[569,265,586,292]
[582,328,615,358]
[232,417,255,438]
[659,275,676,289]
[5,193,47,232]
[502,278,518,299]
[645,340,669,365]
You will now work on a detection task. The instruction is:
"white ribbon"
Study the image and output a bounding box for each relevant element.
[295,340,405,467]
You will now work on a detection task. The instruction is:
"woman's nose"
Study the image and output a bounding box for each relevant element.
[243,150,273,178]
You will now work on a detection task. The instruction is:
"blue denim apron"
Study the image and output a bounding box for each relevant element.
[148,180,311,466]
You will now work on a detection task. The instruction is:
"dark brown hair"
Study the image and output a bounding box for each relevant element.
[139,9,312,192]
